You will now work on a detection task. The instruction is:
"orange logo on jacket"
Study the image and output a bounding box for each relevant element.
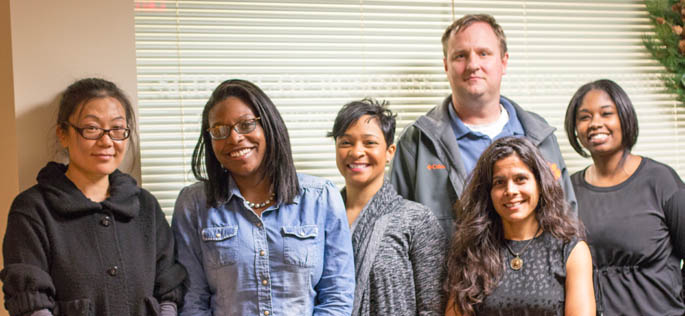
[427,163,446,170]
[548,162,561,180]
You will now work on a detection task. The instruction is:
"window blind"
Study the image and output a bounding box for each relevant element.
[135,0,683,215]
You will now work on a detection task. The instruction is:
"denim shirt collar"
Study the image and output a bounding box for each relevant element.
[226,174,301,208]
[448,96,524,139]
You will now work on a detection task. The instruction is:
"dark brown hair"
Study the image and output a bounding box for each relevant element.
[445,136,583,314]
[58,78,138,167]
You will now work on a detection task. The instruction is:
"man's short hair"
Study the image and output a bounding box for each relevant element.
[441,14,507,57]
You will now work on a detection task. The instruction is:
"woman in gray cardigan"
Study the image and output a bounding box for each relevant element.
[329,98,446,316]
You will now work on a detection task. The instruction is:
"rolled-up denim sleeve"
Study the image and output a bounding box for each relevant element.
[171,186,213,316]
[313,182,355,316]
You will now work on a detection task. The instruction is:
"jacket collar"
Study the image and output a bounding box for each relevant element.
[510,97,556,145]
[416,95,555,145]
[37,162,140,219]
[410,94,556,197]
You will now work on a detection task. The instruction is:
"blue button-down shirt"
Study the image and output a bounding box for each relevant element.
[448,97,525,174]
[172,173,355,316]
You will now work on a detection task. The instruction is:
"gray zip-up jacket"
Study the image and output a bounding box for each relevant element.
[390,95,577,235]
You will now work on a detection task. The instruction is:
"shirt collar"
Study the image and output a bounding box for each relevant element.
[447,100,471,139]
[225,174,300,207]
[448,96,524,139]
[500,97,525,136]
[226,175,241,203]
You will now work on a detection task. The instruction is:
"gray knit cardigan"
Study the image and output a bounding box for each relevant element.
[346,180,447,316]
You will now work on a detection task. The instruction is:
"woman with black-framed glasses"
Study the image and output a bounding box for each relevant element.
[1,78,186,316]
[172,79,355,315]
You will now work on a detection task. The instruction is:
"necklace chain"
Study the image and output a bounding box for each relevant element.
[245,192,275,209]
[504,226,542,271]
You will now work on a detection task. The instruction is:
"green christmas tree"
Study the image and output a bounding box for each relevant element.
[644,0,685,103]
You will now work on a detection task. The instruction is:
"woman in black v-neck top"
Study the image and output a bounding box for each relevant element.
[565,79,685,315]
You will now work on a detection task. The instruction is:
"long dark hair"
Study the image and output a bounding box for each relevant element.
[191,79,299,207]
[445,136,583,315]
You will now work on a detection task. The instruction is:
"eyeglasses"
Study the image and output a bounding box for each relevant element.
[207,117,261,140]
[65,122,131,141]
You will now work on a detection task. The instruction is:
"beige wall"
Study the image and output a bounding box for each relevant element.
[2,0,139,314]
[11,0,140,190]
[0,0,17,314]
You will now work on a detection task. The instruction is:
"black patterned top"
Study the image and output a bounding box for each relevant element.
[475,232,579,316]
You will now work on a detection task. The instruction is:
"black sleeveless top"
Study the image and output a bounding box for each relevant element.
[475,232,578,316]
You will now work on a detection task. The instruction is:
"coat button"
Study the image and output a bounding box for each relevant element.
[107,266,118,276]
[101,216,111,227]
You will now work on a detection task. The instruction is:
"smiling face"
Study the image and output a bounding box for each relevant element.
[208,96,267,183]
[575,89,624,158]
[443,22,508,105]
[335,115,396,191]
[490,154,540,231]
[58,97,128,181]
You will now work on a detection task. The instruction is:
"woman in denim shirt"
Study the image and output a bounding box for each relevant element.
[172,79,355,316]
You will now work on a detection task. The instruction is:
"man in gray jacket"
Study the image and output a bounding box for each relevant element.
[390,14,576,235]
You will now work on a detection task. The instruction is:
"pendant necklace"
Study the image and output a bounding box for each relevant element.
[504,226,542,271]
[245,192,275,209]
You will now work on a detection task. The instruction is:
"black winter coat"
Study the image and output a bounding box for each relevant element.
[1,162,186,316]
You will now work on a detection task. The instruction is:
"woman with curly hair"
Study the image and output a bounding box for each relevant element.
[444,136,594,316]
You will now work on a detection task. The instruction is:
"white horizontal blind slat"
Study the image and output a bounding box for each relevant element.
[135,0,683,216]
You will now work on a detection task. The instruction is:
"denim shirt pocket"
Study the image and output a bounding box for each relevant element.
[282,225,319,268]
[201,225,239,268]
